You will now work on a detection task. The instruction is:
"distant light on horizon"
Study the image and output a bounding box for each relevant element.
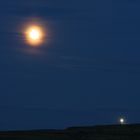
[119,117,126,125]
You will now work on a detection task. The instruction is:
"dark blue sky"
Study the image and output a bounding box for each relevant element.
[0,0,140,130]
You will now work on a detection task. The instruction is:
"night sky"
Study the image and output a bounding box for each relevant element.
[0,0,140,130]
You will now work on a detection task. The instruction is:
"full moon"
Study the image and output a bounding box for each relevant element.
[119,117,125,124]
[25,25,45,46]
[29,29,40,40]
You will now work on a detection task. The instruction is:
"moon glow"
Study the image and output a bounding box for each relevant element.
[25,25,45,46]
[119,117,125,124]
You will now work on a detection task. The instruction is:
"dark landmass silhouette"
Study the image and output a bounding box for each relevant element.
[0,124,140,139]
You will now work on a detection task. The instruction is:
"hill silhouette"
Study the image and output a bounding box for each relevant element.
[0,124,140,139]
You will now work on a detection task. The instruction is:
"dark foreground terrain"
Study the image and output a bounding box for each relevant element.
[0,124,140,140]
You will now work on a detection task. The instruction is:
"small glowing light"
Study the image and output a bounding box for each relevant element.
[24,25,45,46]
[29,29,40,40]
[119,117,125,124]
